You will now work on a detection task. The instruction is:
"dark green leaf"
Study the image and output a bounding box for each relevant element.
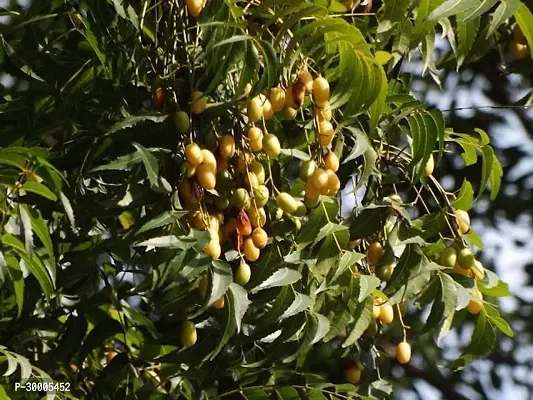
[342,297,373,347]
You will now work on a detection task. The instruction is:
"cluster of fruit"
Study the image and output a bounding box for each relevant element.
[510,24,530,60]
[171,71,344,349]
[180,140,269,266]
[439,209,485,314]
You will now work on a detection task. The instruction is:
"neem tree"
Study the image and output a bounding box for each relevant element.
[0,0,530,398]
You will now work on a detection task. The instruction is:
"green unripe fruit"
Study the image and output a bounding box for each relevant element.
[232,188,251,210]
[217,170,234,190]
[283,106,297,120]
[235,262,251,286]
[204,130,218,150]
[440,247,457,269]
[377,263,395,281]
[304,196,320,209]
[293,201,307,217]
[276,192,298,214]
[457,248,475,269]
[214,196,230,210]
[299,160,316,181]
[173,111,190,134]
[253,185,270,208]
[180,321,197,348]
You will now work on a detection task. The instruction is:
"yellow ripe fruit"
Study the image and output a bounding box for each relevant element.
[316,102,332,122]
[298,69,314,93]
[325,151,340,172]
[285,85,297,109]
[180,321,197,348]
[185,143,203,166]
[372,305,381,319]
[186,162,197,177]
[467,298,483,315]
[196,164,217,190]
[276,192,298,214]
[313,76,330,103]
[252,227,268,249]
[344,364,361,384]
[189,211,207,230]
[200,149,217,171]
[467,288,483,315]
[454,209,470,235]
[311,168,329,192]
[305,179,320,201]
[379,304,394,325]
[243,238,260,262]
[259,95,274,120]
[191,91,207,114]
[199,274,208,299]
[396,341,411,364]
[425,153,435,176]
[326,170,341,195]
[269,86,286,112]
[283,106,297,120]
[262,133,281,158]
[204,230,221,259]
[219,135,236,159]
[366,242,384,265]
[248,127,264,152]
[212,296,225,309]
[186,0,204,18]
[249,207,267,228]
[248,96,264,122]
[249,161,265,184]
[236,261,251,286]
[318,120,334,146]
[510,40,530,60]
